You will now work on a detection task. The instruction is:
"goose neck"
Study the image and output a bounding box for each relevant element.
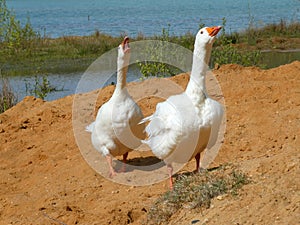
[115,66,127,91]
[115,55,129,91]
[186,45,211,99]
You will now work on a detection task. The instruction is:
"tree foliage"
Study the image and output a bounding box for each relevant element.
[0,0,37,53]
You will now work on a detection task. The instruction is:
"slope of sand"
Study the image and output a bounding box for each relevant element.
[0,61,299,224]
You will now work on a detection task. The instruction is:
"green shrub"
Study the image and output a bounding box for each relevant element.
[212,44,263,67]
[137,25,182,79]
[212,17,263,67]
[0,0,38,54]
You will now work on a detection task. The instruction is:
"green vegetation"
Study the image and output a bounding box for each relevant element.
[1,31,124,76]
[237,19,300,49]
[147,165,251,224]
[25,75,59,100]
[211,18,264,68]
[0,0,37,54]
[2,20,299,76]
[0,75,17,113]
[137,25,183,79]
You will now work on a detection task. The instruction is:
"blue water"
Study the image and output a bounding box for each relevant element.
[8,66,142,102]
[7,0,300,38]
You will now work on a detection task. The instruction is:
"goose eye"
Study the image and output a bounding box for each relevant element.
[200,31,203,34]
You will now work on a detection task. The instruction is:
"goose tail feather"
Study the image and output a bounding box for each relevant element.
[85,121,95,133]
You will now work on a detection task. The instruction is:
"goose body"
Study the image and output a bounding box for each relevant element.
[87,37,144,177]
[91,87,144,157]
[141,26,223,188]
[144,93,223,164]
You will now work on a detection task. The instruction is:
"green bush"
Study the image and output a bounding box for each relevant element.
[212,44,263,67]
[25,75,58,100]
[212,18,263,67]
[137,25,182,79]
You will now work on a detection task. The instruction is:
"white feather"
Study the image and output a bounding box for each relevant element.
[85,121,95,132]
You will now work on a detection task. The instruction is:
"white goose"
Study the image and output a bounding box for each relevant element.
[87,37,145,177]
[140,26,223,189]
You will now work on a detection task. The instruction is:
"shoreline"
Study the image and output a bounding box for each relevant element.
[1,21,300,77]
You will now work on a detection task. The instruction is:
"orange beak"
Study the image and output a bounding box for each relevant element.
[206,26,222,37]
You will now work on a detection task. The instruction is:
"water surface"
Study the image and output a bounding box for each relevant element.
[7,0,300,37]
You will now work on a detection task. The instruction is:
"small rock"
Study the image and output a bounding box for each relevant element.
[191,219,200,224]
[203,218,209,223]
[141,207,147,212]
[127,186,136,192]
[216,195,223,200]
[65,205,72,211]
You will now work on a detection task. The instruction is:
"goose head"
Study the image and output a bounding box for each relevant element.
[118,36,131,66]
[195,26,222,48]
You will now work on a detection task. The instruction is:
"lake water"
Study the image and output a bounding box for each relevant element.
[7,0,300,38]
[8,65,143,102]
[4,0,300,102]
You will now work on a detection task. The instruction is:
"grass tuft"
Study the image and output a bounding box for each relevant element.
[147,165,250,224]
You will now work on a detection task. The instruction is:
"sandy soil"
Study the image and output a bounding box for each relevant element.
[0,61,299,225]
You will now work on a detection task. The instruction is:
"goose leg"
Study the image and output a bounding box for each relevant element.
[106,155,117,178]
[119,152,128,173]
[195,153,200,172]
[167,164,173,190]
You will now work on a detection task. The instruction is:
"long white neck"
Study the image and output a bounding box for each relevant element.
[115,57,128,93]
[185,44,212,102]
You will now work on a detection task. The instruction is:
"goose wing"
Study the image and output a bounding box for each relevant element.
[204,98,224,149]
[142,94,195,159]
